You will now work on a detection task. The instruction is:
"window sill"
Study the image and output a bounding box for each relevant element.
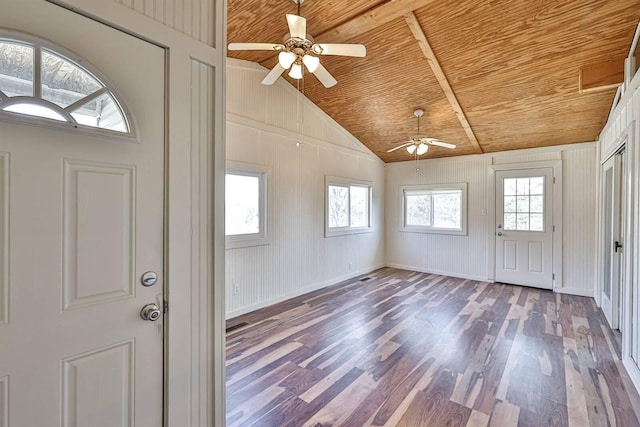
[325,227,373,238]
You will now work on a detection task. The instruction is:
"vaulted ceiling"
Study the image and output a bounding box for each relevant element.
[227,0,640,162]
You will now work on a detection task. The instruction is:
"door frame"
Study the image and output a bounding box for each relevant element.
[621,120,640,388]
[599,121,638,376]
[487,160,563,289]
[600,150,626,329]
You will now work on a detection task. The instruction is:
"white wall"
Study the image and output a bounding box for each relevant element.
[225,58,385,318]
[597,64,640,394]
[385,143,597,295]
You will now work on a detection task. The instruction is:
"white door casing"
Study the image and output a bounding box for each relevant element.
[495,168,554,289]
[0,3,165,426]
[601,151,625,330]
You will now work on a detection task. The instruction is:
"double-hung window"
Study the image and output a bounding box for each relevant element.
[400,183,467,235]
[325,176,372,237]
[225,162,270,249]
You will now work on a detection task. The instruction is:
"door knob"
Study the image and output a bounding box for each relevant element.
[140,303,162,321]
[614,241,623,253]
[497,232,503,236]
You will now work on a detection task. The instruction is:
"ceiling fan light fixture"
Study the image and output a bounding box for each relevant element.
[288,62,303,79]
[278,51,296,69]
[417,143,428,156]
[406,145,417,154]
[302,54,320,72]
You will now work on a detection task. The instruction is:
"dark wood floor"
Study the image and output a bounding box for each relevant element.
[226,268,640,426]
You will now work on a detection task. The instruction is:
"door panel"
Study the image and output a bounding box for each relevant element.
[495,168,554,289]
[601,152,624,330]
[0,2,164,426]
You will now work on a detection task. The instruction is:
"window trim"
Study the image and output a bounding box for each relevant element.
[225,161,271,250]
[0,30,137,142]
[399,183,468,236]
[325,175,373,238]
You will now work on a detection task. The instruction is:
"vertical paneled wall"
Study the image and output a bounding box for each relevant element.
[598,70,640,393]
[225,58,385,318]
[0,153,6,324]
[562,146,598,293]
[189,58,216,423]
[114,0,215,45]
[385,144,597,292]
[385,156,490,280]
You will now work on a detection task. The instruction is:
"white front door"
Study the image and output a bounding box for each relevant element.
[601,151,625,329]
[0,2,165,426]
[495,168,554,289]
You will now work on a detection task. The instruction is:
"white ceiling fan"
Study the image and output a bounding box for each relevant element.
[228,0,366,88]
[387,109,456,156]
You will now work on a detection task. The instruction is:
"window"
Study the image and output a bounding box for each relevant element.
[400,183,467,235]
[225,163,270,249]
[325,176,372,237]
[502,176,544,231]
[0,33,131,135]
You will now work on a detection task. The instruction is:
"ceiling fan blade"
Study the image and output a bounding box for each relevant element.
[228,42,284,51]
[312,43,366,57]
[261,63,286,85]
[286,14,307,39]
[311,63,337,88]
[427,139,457,149]
[386,142,414,152]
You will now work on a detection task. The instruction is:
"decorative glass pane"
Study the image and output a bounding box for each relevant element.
[406,194,431,226]
[516,196,530,213]
[504,213,517,230]
[530,195,544,213]
[350,186,368,227]
[503,196,516,213]
[0,41,34,97]
[433,192,461,229]
[41,50,102,108]
[530,214,544,231]
[4,103,66,121]
[516,178,530,195]
[516,214,530,230]
[504,178,517,195]
[530,177,544,195]
[0,38,131,134]
[71,92,127,132]
[225,174,260,236]
[328,185,349,228]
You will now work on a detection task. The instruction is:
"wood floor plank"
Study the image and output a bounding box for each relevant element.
[226,268,640,426]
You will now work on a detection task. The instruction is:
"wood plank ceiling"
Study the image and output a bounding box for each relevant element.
[227,0,640,162]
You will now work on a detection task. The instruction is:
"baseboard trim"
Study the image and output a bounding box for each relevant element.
[622,357,640,410]
[553,287,594,298]
[385,263,490,282]
[226,264,386,320]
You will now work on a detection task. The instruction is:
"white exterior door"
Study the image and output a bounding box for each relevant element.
[495,168,554,289]
[601,152,625,329]
[0,2,165,426]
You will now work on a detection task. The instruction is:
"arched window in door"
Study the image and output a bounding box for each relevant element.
[0,34,132,135]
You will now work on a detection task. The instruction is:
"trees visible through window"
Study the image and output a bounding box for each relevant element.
[400,183,467,235]
[0,35,130,134]
[502,176,544,231]
[326,177,372,237]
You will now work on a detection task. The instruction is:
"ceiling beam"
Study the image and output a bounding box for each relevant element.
[316,0,437,43]
[404,12,483,154]
[579,57,625,94]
